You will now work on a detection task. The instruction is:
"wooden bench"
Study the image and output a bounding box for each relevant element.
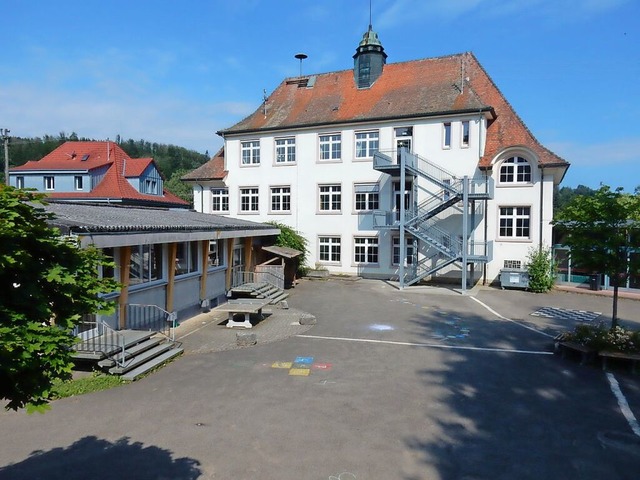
[215,299,271,329]
[599,351,640,374]
[557,341,597,365]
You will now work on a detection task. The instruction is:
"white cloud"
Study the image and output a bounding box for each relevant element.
[0,82,253,154]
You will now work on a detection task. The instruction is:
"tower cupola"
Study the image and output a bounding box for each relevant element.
[353,24,387,89]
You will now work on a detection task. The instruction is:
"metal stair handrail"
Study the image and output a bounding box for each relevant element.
[232,270,285,290]
[126,304,176,342]
[74,320,126,367]
[406,191,462,224]
[406,219,463,258]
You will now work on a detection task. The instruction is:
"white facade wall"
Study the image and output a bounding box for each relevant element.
[204,114,553,284]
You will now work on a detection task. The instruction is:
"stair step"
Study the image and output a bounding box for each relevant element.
[109,343,172,375]
[270,292,289,304]
[121,348,184,381]
[98,337,163,368]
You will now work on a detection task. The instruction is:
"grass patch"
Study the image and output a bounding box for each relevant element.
[52,372,130,399]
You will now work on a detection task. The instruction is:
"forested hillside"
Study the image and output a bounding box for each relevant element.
[2,132,209,202]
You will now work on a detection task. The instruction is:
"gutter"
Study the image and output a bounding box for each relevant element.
[217,107,495,137]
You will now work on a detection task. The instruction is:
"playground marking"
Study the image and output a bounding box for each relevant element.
[296,334,552,355]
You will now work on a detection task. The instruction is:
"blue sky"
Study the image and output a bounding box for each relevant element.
[1,0,638,191]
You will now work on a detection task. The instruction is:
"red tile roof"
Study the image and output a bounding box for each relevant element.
[219,52,567,169]
[124,157,155,178]
[181,147,226,181]
[13,141,188,207]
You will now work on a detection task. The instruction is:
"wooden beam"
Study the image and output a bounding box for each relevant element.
[200,240,209,301]
[225,238,234,290]
[118,246,131,330]
[166,242,177,312]
[244,237,253,271]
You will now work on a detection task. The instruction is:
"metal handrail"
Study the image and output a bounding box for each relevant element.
[232,270,284,290]
[126,304,176,342]
[73,320,126,367]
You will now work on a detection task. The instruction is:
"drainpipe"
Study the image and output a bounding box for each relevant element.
[196,183,204,213]
[539,166,545,252]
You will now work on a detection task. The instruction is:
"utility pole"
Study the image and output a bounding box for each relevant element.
[1,128,9,186]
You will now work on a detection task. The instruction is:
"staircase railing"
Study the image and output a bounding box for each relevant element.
[232,270,284,290]
[126,304,176,342]
[73,320,126,367]
[406,219,463,258]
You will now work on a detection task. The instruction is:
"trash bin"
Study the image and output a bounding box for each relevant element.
[589,274,602,291]
[500,268,530,290]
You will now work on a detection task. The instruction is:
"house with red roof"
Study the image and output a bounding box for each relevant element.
[10,141,189,208]
[184,24,570,289]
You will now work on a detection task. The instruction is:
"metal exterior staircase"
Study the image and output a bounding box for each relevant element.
[372,149,493,290]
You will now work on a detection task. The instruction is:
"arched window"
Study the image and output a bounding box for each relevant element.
[499,156,531,183]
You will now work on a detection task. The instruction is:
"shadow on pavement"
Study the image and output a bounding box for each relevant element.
[0,435,201,480]
[403,306,640,479]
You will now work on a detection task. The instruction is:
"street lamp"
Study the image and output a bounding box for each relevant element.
[1,128,9,186]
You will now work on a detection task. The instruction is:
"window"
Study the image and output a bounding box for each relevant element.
[241,140,260,165]
[354,237,379,264]
[319,184,341,212]
[129,244,163,285]
[100,247,116,280]
[144,179,158,194]
[44,176,55,190]
[443,122,452,148]
[355,131,379,159]
[319,236,341,263]
[175,241,199,276]
[275,138,296,163]
[211,188,229,213]
[393,237,415,266]
[499,156,532,183]
[499,206,531,239]
[16,176,24,189]
[270,186,291,212]
[74,175,83,190]
[461,121,470,147]
[319,134,341,161]
[504,259,522,269]
[208,240,224,268]
[240,187,260,212]
[354,183,379,211]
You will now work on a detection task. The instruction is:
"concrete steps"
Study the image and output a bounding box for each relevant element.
[228,282,289,305]
[120,347,184,381]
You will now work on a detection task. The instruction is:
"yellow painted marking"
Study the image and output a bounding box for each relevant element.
[272,362,292,369]
[288,368,310,376]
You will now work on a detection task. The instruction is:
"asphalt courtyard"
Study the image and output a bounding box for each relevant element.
[1,279,640,479]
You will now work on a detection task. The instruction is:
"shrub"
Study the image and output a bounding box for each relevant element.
[526,246,555,293]
[564,323,640,353]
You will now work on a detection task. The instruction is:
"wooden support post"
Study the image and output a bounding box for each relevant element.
[119,246,131,330]
[166,242,177,313]
[200,240,209,301]
[225,238,234,290]
[244,237,253,271]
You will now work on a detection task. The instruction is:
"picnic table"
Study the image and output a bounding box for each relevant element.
[215,298,271,329]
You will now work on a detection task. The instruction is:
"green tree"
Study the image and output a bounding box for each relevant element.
[164,169,194,205]
[0,187,119,412]
[554,185,640,327]
[266,222,309,275]
[526,246,555,293]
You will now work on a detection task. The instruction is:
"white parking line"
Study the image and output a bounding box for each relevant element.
[470,296,554,338]
[606,373,640,437]
[296,334,553,355]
